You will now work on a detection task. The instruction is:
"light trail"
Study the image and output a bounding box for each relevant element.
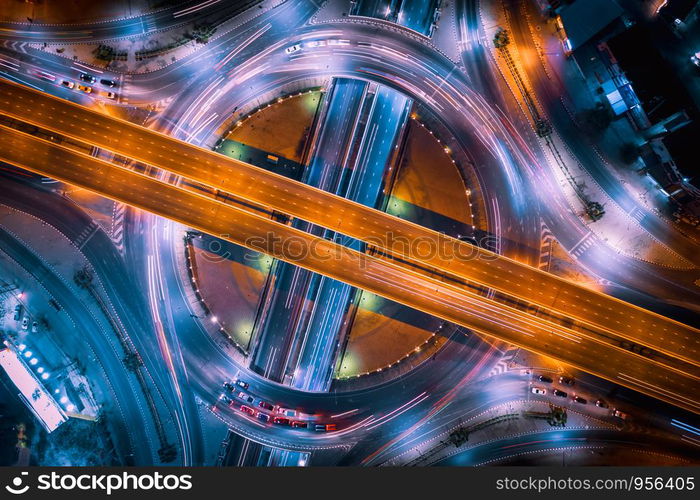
[173,0,221,18]
[364,392,431,431]
[214,23,272,71]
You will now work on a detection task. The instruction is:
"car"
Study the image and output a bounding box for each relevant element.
[291,421,308,429]
[33,70,55,82]
[77,84,92,93]
[256,411,270,423]
[80,73,96,83]
[218,394,231,404]
[691,51,700,67]
[314,424,336,432]
[100,78,116,87]
[105,92,116,99]
[272,417,290,426]
[537,375,553,383]
[305,40,325,48]
[277,407,297,417]
[31,321,39,333]
[595,399,609,408]
[21,316,29,330]
[285,44,302,54]
[572,395,587,404]
[553,389,568,398]
[239,405,255,415]
[237,391,254,403]
[531,387,546,395]
[559,376,574,386]
[223,382,235,392]
[612,409,628,420]
[235,379,249,390]
[13,304,22,321]
[258,400,274,411]
[60,80,75,89]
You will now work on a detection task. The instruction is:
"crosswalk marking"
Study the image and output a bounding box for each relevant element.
[74,221,99,250]
[111,202,127,255]
[569,231,595,259]
[628,206,645,223]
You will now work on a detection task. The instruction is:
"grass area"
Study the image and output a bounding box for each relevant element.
[389,121,475,231]
[191,246,269,349]
[226,91,322,164]
[337,298,445,378]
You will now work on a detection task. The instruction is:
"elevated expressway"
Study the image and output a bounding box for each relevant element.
[1,79,697,368]
[0,79,698,413]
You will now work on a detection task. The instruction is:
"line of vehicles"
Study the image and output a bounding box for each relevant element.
[221,379,337,432]
[33,70,118,99]
[530,373,628,420]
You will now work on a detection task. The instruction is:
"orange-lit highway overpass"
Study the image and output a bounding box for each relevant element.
[0,79,697,373]
[0,123,698,413]
[0,79,698,413]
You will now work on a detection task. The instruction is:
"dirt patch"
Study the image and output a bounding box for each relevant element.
[226,92,321,164]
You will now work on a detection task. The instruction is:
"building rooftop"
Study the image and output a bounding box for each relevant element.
[559,0,624,49]
[0,347,67,433]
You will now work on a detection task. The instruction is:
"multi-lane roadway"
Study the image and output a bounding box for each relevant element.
[1,78,698,375]
[1,120,699,414]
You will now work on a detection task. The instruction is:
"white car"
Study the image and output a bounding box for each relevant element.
[612,409,628,420]
[21,316,29,330]
[237,391,254,404]
[277,407,297,417]
[306,40,325,48]
[285,44,302,55]
[531,387,546,395]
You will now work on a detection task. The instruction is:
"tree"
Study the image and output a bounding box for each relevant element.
[122,351,143,372]
[189,24,217,44]
[158,443,177,463]
[448,427,470,447]
[493,28,510,48]
[93,45,117,62]
[547,405,568,427]
[586,201,605,221]
[73,266,93,288]
[576,104,612,137]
